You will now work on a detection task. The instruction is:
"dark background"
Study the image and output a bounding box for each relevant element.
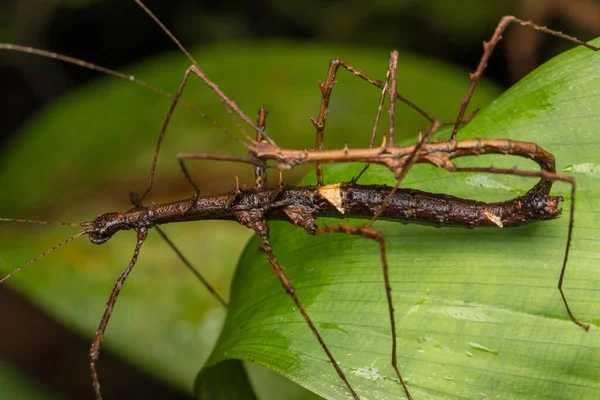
[1,0,599,399]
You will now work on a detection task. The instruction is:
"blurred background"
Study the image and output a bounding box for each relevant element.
[1,0,600,399]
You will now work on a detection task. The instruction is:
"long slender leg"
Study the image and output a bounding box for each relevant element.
[334,60,441,125]
[134,0,276,147]
[254,107,269,189]
[129,193,229,308]
[155,226,228,308]
[89,227,148,400]
[135,67,193,206]
[316,223,412,400]
[451,166,588,330]
[352,54,392,184]
[312,59,342,186]
[367,119,444,227]
[175,108,270,208]
[451,16,600,140]
[245,217,360,399]
[387,51,399,146]
[310,51,446,186]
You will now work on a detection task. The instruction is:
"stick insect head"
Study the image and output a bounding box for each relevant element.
[87,212,130,245]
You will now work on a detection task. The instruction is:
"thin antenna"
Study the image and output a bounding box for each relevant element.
[0,229,90,283]
[0,217,89,227]
[0,44,245,148]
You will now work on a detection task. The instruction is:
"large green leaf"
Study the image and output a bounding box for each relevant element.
[0,42,499,395]
[203,40,600,398]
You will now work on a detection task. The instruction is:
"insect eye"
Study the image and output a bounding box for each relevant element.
[88,232,111,245]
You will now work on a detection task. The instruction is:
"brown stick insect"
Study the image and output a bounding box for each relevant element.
[2,3,600,399]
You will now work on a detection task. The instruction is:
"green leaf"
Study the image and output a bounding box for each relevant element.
[204,40,600,398]
[0,42,499,395]
[195,360,257,400]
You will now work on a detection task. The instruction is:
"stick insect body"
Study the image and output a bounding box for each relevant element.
[1,1,599,399]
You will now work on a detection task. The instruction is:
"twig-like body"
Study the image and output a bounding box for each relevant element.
[87,183,562,244]
[247,137,556,177]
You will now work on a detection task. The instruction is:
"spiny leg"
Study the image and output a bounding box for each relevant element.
[135,0,284,206]
[175,153,268,210]
[451,15,600,140]
[331,59,442,125]
[450,165,587,330]
[136,1,276,146]
[312,58,342,186]
[367,119,444,227]
[310,51,445,186]
[245,217,360,399]
[175,108,271,209]
[0,43,260,209]
[316,223,412,400]
[89,227,148,400]
[254,107,269,189]
[362,52,444,226]
[352,53,393,184]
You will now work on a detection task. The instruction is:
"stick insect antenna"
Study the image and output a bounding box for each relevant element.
[0,217,89,227]
[0,44,243,146]
[1,43,252,209]
[0,229,90,284]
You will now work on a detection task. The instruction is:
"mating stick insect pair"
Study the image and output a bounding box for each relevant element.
[2,1,599,399]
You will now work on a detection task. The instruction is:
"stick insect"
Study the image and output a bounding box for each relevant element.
[1,3,600,400]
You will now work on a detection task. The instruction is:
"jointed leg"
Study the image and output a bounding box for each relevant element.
[175,108,271,208]
[451,166,587,330]
[451,16,600,140]
[254,107,269,189]
[316,223,412,400]
[353,53,393,184]
[246,218,360,399]
[312,59,342,186]
[154,226,228,308]
[311,51,445,186]
[368,119,444,227]
[89,227,148,400]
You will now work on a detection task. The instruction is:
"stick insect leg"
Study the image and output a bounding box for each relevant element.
[140,63,262,209]
[134,0,276,147]
[154,226,228,308]
[175,153,268,212]
[89,227,148,400]
[352,54,393,184]
[128,192,228,307]
[311,52,443,186]
[367,119,444,227]
[311,59,342,186]
[244,217,359,399]
[452,166,588,330]
[316,223,412,400]
[136,66,194,206]
[363,53,445,226]
[254,107,269,189]
[176,105,269,211]
[451,16,600,140]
